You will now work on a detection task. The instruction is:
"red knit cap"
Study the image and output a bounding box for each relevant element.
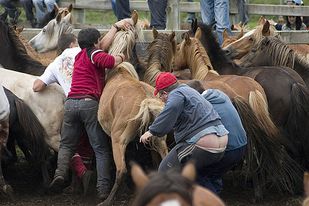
[154,72,177,96]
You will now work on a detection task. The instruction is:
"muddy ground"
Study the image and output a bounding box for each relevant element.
[0,159,304,206]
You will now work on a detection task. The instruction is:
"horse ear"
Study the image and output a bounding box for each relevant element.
[68,4,73,12]
[153,28,158,39]
[192,18,198,33]
[131,162,149,190]
[194,27,202,39]
[181,162,196,181]
[131,10,138,26]
[184,32,191,45]
[170,31,175,41]
[262,20,270,36]
[258,16,266,25]
[237,27,244,39]
[223,29,229,40]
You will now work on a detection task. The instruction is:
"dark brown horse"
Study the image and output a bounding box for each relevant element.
[0,18,45,75]
[238,36,309,87]
[1,87,51,198]
[131,162,225,206]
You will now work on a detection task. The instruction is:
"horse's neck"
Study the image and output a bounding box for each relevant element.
[294,55,309,86]
[187,44,217,80]
[144,62,161,86]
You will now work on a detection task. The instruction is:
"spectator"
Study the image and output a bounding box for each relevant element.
[187,80,247,195]
[148,0,168,29]
[186,0,196,24]
[237,0,249,25]
[0,0,36,27]
[140,72,229,179]
[48,18,133,201]
[32,0,56,27]
[282,0,307,30]
[111,0,130,21]
[200,0,231,46]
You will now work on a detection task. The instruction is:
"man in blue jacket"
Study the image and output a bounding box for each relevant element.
[187,80,247,195]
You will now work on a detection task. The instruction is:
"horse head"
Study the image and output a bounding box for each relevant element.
[29,12,73,53]
[38,3,73,28]
[223,18,278,60]
[131,162,225,206]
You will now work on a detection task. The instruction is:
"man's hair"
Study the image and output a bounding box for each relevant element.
[57,33,77,54]
[186,80,204,94]
[78,28,101,49]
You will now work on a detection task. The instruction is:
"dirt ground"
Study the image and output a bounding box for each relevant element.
[0,160,304,206]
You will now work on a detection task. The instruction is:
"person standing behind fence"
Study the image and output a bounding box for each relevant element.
[200,0,231,46]
[32,0,56,27]
[148,0,168,29]
[237,0,249,25]
[110,0,130,21]
[282,0,307,30]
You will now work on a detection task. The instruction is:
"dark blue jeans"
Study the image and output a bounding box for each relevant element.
[147,0,167,29]
[0,0,34,21]
[111,0,130,21]
[55,98,112,193]
[197,145,247,194]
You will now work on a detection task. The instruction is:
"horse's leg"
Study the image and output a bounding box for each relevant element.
[0,120,13,200]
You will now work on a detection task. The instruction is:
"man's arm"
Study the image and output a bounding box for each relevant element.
[33,79,47,92]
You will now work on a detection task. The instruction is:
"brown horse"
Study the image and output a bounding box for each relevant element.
[97,11,168,206]
[238,36,309,87]
[131,162,225,206]
[151,29,302,200]
[304,172,309,206]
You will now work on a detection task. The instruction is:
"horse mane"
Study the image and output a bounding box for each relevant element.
[144,33,176,85]
[4,22,46,74]
[186,37,217,80]
[132,169,193,206]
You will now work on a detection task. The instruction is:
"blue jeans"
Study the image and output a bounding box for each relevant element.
[55,98,112,193]
[200,0,231,46]
[197,145,246,194]
[237,0,249,25]
[147,0,167,29]
[32,0,55,24]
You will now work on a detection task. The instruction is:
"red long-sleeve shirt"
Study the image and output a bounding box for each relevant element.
[68,48,115,100]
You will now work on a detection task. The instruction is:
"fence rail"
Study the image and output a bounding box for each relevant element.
[22,29,309,44]
[59,0,309,30]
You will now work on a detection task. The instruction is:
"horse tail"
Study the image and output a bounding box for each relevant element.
[248,90,280,138]
[131,98,168,157]
[14,97,50,164]
[233,96,303,195]
[287,83,309,168]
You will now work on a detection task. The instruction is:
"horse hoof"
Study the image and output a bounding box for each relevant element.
[3,185,14,200]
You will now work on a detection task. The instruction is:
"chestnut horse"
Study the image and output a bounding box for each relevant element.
[97,11,168,206]
[147,29,302,200]
[131,162,225,206]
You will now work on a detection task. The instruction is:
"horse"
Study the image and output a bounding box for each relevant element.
[304,172,309,206]
[147,29,303,201]
[1,87,52,195]
[0,18,45,76]
[238,36,309,87]
[97,10,168,206]
[131,162,225,206]
[0,66,65,152]
[29,12,73,53]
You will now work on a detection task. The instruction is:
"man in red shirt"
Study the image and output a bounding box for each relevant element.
[49,19,133,201]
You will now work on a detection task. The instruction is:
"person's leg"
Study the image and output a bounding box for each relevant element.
[237,0,249,25]
[147,0,167,29]
[32,0,46,24]
[80,99,112,197]
[186,0,195,23]
[111,0,117,17]
[43,0,56,13]
[200,0,215,26]
[49,99,83,192]
[115,0,130,20]
[0,0,17,18]
[158,145,182,172]
[214,0,231,46]
[19,0,35,21]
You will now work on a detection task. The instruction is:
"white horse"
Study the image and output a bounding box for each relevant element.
[0,66,65,151]
[29,12,73,53]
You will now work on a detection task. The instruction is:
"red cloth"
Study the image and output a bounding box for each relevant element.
[154,72,177,95]
[77,130,94,170]
[71,154,87,178]
[68,48,115,100]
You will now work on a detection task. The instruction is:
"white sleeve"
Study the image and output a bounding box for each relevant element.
[38,55,62,85]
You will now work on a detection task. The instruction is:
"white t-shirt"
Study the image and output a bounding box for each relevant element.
[39,47,81,96]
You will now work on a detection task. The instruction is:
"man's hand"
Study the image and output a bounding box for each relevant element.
[140,131,153,144]
[115,18,134,30]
